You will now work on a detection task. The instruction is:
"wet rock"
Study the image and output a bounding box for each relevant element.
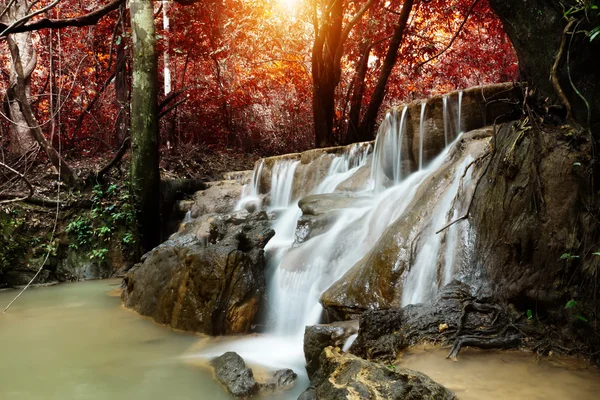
[211,352,258,398]
[469,121,592,309]
[335,162,373,192]
[121,212,274,335]
[299,347,456,400]
[259,368,298,391]
[294,194,369,245]
[188,180,243,218]
[304,320,359,379]
[298,193,362,216]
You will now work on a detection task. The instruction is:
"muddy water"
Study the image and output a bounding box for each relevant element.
[0,280,235,400]
[2,280,599,400]
[399,346,600,400]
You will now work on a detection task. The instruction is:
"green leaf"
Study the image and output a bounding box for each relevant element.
[573,162,581,166]
[592,252,600,256]
[591,26,600,42]
[575,315,588,322]
[565,299,578,309]
[527,309,533,320]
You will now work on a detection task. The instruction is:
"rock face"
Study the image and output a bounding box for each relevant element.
[299,347,456,400]
[320,128,493,319]
[182,180,244,218]
[211,352,259,398]
[121,211,274,335]
[469,121,593,309]
[304,320,359,378]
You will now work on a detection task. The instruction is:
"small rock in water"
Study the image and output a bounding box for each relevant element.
[260,368,298,391]
[210,352,258,398]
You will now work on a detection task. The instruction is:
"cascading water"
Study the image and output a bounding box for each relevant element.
[235,159,264,211]
[419,102,426,170]
[443,95,450,146]
[193,92,471,395]
[457,90,463,134]
[401,155,473,306]
[371,106,408,192]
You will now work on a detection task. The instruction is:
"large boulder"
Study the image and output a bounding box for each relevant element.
[211,352,259,398]
[121,211,274,335]
[304,320,359,378]
[298,347,456,400]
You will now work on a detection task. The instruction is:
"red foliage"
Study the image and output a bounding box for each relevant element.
[0,0,517,158]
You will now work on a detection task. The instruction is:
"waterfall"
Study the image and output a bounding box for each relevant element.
[419,102,426,170]
[270,160,300,209]
[457,90,463,134]
[443,95,449,146]
[401,155,473,306]
[194,90,471,380]
[235,159,264,211]
[370,106,408,192]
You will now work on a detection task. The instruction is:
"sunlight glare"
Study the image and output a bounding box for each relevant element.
[278,0,299,11]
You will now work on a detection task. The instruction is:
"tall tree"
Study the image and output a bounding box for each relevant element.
[129,0,160,253]
[1,0,37,155]
[311,0,374,147]
[352,0,415,142]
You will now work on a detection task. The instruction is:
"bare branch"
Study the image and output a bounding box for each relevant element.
[0,161,33,204]
[0,0,124,36]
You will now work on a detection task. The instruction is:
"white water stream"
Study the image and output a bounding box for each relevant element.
[193,94,476,387]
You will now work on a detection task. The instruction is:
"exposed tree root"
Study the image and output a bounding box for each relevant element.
[447,334,522,361]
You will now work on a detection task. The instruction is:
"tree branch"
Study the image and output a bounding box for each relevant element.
[0,161,33,204]
[414,0,481,71]
[96,137,130,181]
[0,0,125,36]
[159,99,186,119]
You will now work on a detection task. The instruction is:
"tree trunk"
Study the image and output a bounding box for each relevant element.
[346,41,372,144]
[115,4,129,146]
[356,0,415,142]
[488,0,600,135]
[311,0,343,148]
[130,0,160,254]
[2,0,37,155]
[7,37,79,186]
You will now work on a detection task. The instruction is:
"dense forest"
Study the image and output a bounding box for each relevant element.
[1,0,600,399]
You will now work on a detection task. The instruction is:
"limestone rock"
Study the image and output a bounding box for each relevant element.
[188,180,243,218]
[299,347,456,400]
[121,211,274,335]
[303,320,359,378]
